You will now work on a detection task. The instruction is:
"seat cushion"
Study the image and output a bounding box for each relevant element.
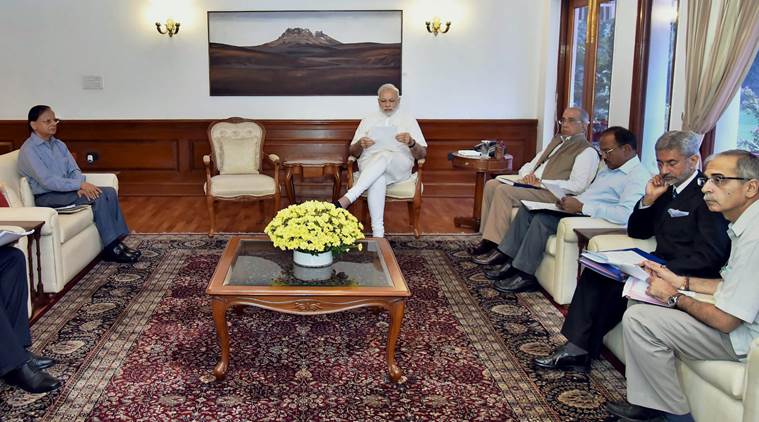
[57,208,95,244]
[207,174,275,198]
[545,236,557,255]
[679,358,746,400]
[356,172,419,199]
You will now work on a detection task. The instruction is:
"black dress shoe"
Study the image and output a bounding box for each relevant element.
[2,361,61,394]
[28,351,55,370]
[534,347,590,371]
[605,400,663,421]
[103,244,139,263]
[493,274,539,293]
[120,243,141,258]
[473,250,510,266]
[484,263,516,280]
[468,240,496,256]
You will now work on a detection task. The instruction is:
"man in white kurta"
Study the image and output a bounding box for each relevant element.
[336,84,427,237]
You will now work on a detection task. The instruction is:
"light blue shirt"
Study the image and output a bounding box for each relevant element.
[576,156,649,225]
[715,200,759,357]
[18,132,85,195]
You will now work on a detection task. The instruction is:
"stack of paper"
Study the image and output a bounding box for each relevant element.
[0,229,33,247]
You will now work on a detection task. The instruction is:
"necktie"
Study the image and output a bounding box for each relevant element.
[672,187,677,199]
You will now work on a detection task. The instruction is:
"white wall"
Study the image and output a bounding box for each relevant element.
[0,0,550,122]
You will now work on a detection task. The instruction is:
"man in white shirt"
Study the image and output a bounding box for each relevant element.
[334,84,427,237]
[470,107,599,265]
[606,150,759,422]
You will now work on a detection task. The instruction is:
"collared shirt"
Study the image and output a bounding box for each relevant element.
[714,200,759,356]
[518,134,600,195]
[575,156,649,224]
[18,132,84,195]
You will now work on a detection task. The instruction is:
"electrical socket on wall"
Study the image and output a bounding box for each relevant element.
[86,152,99,164]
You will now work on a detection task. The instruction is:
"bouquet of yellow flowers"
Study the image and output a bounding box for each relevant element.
[264,200,365,255]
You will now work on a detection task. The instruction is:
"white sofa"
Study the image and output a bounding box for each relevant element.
[0,150,118,295]
[499,174,625,304]
[589,234,759,422]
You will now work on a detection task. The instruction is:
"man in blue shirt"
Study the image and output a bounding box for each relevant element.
[17,105,139,263]
[485,126,649,293]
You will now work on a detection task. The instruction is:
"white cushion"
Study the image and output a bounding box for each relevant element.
[680,359,746,400]
[356,172,420,199]
[206,174,275,198]
[57,208,95,244]
[209,122,263,175]
[19,177,35,207]
[1,181,22,207]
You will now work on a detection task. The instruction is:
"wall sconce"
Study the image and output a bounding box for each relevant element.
[155,19,180,37]
[425,17,451,36]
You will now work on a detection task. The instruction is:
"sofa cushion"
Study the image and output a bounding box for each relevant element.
[356,172,419,199]
[546,235,557,255]
[679,358,745,400]
[57,208,95,244]
[206,174,275,198]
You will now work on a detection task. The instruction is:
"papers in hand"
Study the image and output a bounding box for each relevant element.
[495,175,542,190]
[0,229,34,247]
[621,277,700,307]
[580,250,650,280]
[541,181,566,200]
[521,200,581,215]
[368,125,401,152]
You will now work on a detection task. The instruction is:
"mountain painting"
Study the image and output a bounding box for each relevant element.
[208,11,402,96]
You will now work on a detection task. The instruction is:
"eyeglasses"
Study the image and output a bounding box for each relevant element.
[557,117,581,125]
[37,118,60,125]
[696,175,752,187]
[599,146,617,156]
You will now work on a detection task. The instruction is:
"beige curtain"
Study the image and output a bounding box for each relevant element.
[683,0,759,134]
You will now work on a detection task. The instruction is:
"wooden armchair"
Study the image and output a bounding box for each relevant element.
[346,156,425,238]
[204,118,280,236]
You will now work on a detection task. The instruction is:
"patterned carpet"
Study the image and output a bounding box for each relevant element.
[0,234,625,421]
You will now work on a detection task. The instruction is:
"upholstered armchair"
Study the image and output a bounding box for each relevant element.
[345,156,425,238]
[204,118,281,236]
[587,234,758,422]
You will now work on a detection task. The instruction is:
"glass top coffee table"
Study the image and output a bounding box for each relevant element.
[206,236,410,382]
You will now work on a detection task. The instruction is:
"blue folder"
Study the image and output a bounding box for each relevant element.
[578,248,665,282]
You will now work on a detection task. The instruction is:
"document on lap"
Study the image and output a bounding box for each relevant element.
[541,181,566,200]
[579,248,662,282]
[368,125,401,152]
[495,175,542,190]
[521,200,582,215]
[0,229,34,247]
[621,277,710,307]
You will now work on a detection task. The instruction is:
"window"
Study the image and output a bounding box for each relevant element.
[714,54,759,154]
[559,0,617,142]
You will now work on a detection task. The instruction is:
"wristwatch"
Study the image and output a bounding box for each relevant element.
[667,292,685,308]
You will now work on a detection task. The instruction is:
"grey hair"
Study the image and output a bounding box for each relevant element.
[704,149,759,180]
[377,83,400,97]
[566,107,590,124]
[655,130,701,157]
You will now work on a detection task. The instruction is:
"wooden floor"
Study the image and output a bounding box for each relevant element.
[121,196,477,235]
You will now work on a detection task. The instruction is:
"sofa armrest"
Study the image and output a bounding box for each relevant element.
[742,338,759,422]
[587,234,657,253]
[556,217,626,244]
[0,207,59,236]
[84,173,119,190]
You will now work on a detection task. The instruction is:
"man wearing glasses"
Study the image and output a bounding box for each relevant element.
[536,130,730,372]
[607,149,759,422]
[470,107,599,264]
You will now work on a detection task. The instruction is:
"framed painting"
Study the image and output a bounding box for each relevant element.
[207,10,403,96]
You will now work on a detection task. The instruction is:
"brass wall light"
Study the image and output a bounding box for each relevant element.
[425,17,451,36]
[156,19,180,37]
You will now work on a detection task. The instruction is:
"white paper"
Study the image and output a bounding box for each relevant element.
[496,175,517,185]
[457,150,481,157]
[542,181,566,200]
[368,125,400,152]
[521,200,579,215]
[0,229,34,247]
[54,204,77,210]
[622,276,698,307]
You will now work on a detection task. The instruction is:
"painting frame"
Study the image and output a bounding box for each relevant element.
[207,10,403,96]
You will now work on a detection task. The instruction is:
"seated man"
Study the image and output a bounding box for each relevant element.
[607,150,759,422]
[484,126,648,293]
[1,246,60,393]
[18,105,139,263]
[536,131,730,371]
[471,107,599,264]
[334,84,427,237]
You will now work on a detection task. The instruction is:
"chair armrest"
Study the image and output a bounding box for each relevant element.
[743,337,759,421]
[346,156,358,187]
[417,158,426,168]
[263,153,280,191]
[266,154,280,164]
[556,217,626,244]
[203,155,211,167]
[587,234,657,253]
[0,207,59,236]
[84,173,119,190]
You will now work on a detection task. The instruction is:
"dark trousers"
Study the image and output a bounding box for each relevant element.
[560,269,627,358]
[497,205,563,275]
[34,187,129,247]
[0,246,32,376]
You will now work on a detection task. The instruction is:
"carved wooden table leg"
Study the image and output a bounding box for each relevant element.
[285,166,297,205]
[330,164,342,201]
[212,297,230,380]
[386,299,406,382]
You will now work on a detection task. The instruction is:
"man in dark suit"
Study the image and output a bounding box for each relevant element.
[535,131,731,371]
[0,245,61,393]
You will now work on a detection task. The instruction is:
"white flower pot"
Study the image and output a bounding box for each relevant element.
[293,250,333,268]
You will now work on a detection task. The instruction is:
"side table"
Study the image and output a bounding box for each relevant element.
[0,220,46,307]
[283,159,344,204]
[573,227,628,278]
[450,153,513,231]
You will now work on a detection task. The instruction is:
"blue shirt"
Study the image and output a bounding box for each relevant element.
[577,156,649,225]
[18,133,85,195]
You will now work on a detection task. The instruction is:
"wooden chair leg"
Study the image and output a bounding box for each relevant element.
[413,199,422,238]
[407,201,415,232]
[206,195,216,237]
